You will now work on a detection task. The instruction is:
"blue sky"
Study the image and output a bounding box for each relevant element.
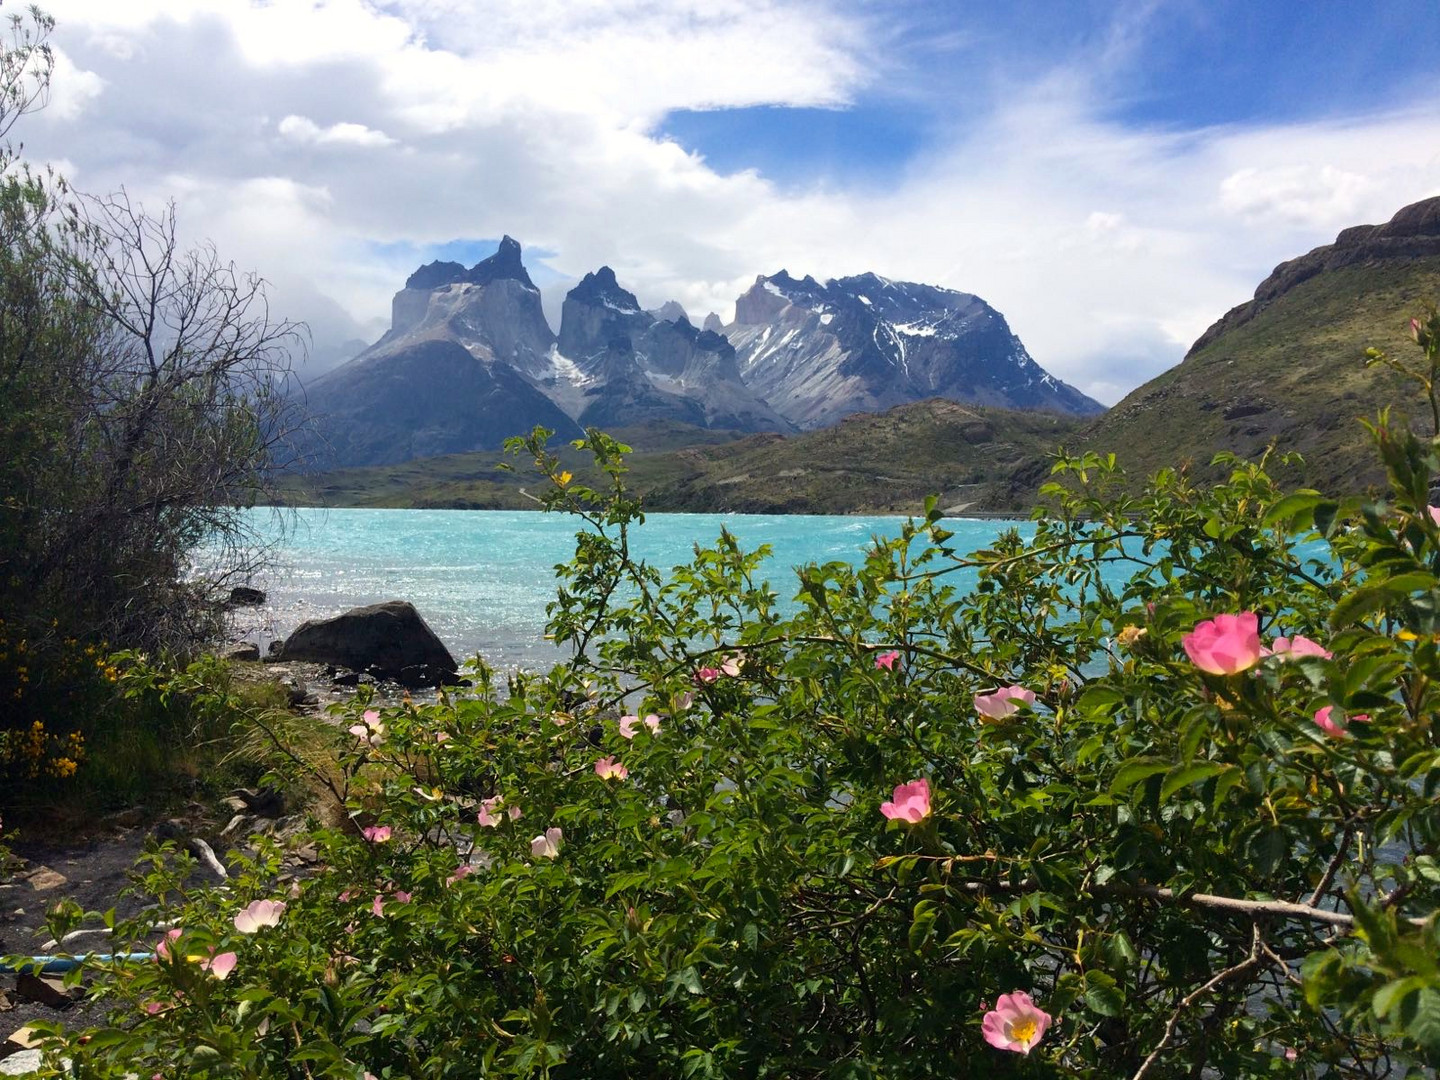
[663,1,1440,188]
[24,0,1440,402]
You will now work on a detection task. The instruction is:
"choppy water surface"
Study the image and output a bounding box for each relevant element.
[220,508,1032,671]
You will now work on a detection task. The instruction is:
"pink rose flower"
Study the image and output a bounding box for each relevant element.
[391,889,412,904]
[154,927,182,961]
[1313,705,1370,737]
[880,779,931,823]
[477,796,503,828]
[531,827,563,859]
[981,991,1051,1054]
[1265,634,1332,660]
[234,899,285,934]
[874,650,900,671]
[446,864,473,886]
[695,666,722,683]
[720,654,743,677]
[973,685,1036,722]
[595,755,629,781]
[1429,506,1440,526]
[199,951,237,981]
[362,825,392,843]
[675,691,694,711]
[371,894,385,918]
[348,709,385,746]
[619,714,661,739]
[1182,612,1261,675]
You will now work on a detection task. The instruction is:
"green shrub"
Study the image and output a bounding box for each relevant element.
[26,322,1440,1078]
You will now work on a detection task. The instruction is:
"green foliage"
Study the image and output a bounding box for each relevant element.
[25,319,1440,1078]
[0,4,302,808]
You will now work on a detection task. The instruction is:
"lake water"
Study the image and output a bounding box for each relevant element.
[221,508,1029,671]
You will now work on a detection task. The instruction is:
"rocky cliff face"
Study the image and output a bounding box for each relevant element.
[723,271,1102,429]
[552,268,793,433]
[1188,195,1440,356]
[302,237,1094,469]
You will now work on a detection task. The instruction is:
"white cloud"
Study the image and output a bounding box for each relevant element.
[16,1,1440,401]
[277,115,395,148]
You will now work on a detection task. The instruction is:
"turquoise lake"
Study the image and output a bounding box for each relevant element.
[222,509,1031,671]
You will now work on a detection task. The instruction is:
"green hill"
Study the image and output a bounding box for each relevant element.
[274,398,1083,515]
[1061,196,1440,495]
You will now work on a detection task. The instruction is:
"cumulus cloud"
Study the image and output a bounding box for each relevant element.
[18,1,1440,399]
[277,115,395,148]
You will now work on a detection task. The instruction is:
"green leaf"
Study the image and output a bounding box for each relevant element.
[1160,761,1232,803]
[1083,971,1124,1017]
[1110,758,1170,795]
[1330,572,1437,629]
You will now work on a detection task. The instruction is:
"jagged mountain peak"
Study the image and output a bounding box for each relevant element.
[569,266,641,312]
[651,299,690,324]
[402,235,535,293]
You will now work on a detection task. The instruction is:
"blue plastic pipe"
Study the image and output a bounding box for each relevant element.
[0,952,153,974]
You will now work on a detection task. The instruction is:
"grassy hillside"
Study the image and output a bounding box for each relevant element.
[275,399,1084,515]
[1067,261,1440,495]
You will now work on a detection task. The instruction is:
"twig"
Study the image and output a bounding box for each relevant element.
[1131,925,1263,1080]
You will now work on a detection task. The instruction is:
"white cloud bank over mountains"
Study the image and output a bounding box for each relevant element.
[20,0,1440,404]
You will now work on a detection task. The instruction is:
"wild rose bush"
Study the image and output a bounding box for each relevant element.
[24,323,1440,1078]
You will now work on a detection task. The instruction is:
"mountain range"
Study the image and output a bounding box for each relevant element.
[300,239,1101,468]
[286,194,1440,514]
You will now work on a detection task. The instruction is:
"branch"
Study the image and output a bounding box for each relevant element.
[1130,925,1264,1080]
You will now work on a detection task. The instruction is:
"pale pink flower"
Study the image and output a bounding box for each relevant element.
[234,899,286,934]
[880,779,931,823]
[675,691,694,710]
[200,951,237,981]
[392,889,412,904]
[371,894,385,918]
[477,796,503,828]
[155,928,182,961]
[981,991,1051,1054]
[447,864,473,886]
[349,709,385,746]
[1313,705,1370,737]
[619,714,661,739]
[362,825,392,843]
[874,650,900,671]
[973,685,1036,722]
[720,654,743,677]
[1429,505,1440,526]
[1265,635,1332,660]
[695,666,722,683]
[1182,612,1262,675]
[508,804,523,821]
[1283,1048,1298,1061]
[595,755,629,781]
[530,827,562,859]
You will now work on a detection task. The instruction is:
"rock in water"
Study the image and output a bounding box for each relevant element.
[227,585,266,606]
[279,601,458,687]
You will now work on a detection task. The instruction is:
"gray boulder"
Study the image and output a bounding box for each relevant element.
[279,601,458,687]
[221,641,261,661]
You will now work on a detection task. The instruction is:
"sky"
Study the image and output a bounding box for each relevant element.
[15,0,1440,404]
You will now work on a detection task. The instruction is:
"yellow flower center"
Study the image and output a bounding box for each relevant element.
[1008,1018,1037,1045]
